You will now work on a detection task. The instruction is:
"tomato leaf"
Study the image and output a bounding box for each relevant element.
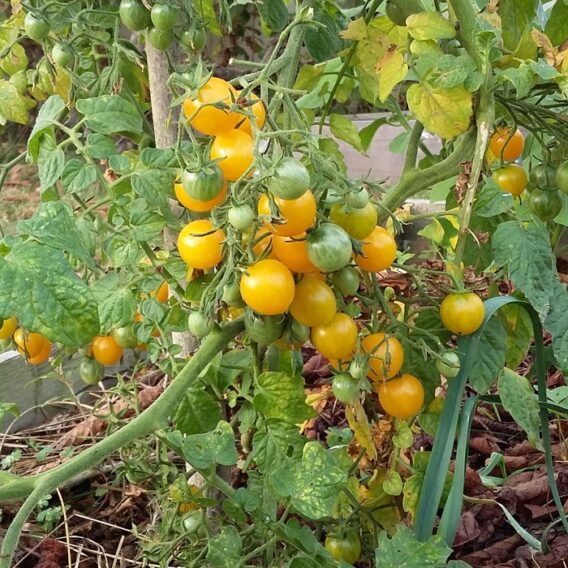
[257,0,289,32]
[406,12,456,41]
[91,274,137,334]
[252,419,305,474]
[500,303,533,369]
[329,113,365,154]
[37,137,64,191]
[61,159,98,193]
[468,317,507,393]
[76,95,143,135]
[206,526,242,568]
[174,387,222,435]
[498,0,538,51]
[545,0,568,46]
[345,402,377,460]
[475,179,514,217]
[377,48,408,102]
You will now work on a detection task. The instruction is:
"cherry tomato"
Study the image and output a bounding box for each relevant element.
[240,259,295,315]
[177,219,225,269]
[528,188,563,221]
[290,277,337,327]
[175,181,227,212]
[440,291,485,335]
[530,163,556,190]
[332,267,360,296]
[80,357,104,385]
[355,226,397,273]
[183,77,240,136]
[307,223,352,272]
[493,164,527,196]
[272,233,317,274]
[222,281,243,306]
[211,129,254,181]
[251,227,275,259]
[376,373,425,419]
[245,311,285,344]
[258,191,317,237]
[228,204,255,231]
[119,0,151,31]
[267,157,310,200]
[324,530,361,564]
[181,165,224,201]
[24,13,50,41]
[332,374,360,404]
[148,27,174,50]
[489,127,524,162]
[52,43,74,67]
[556,161,568,195]
[112,326,138,349]
[188,311,215,338]
[27,339,51,365]
[329,202,377,240]
[180,27,207,51]
[0,316,17,340]
[154,281,169,303]
[311,313,357,360]
[361,333,404,381]
[237,93,267,136]
[385,0,424,26]
[92,335,124,366]
[436,351,460,378]
[290,319,310,344]
[13,328,46,358]
[345,187,369,209]
[150,3,177,30]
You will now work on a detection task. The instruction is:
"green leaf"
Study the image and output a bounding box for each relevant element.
[108,154,131,175]
[492,219,557,320]
[545,280,568,370]
[37,138,64,191]
[496,65,534,99]
[475,179,513,217]
[18,201,92,264]
[418,396,444,436]
[252,419,306,474]
[375,525,454,567]
[86,133,117,160]
[501,303,532,369]
[329,113,364,153]
[272,441,349,519]
[28,96,66,161]
[0,79,33,125]
[132,169,174,210]
[110,237,142,268]
[468,317,507,393]
[498,368,541,448]
[61,159,98,193]
[406,12,457,41]
[498,0,538,51]
[545,0,568,46]
[174,387,222,435]
[407,83,472,139]
[253,372,317,423]
[359,118,387,152]
[383,470,403,496]
[0,242,99,345]
[206,526,242,568]
[305,14,345,63]
[318,138,347,173]
[129,199,166,242]
[140,147,177,168]
[76,95,143,135]
[257,0,289,32]
[92,275,137,334]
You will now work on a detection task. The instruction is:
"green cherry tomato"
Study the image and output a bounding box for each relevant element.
[180,28,207,51]
[244,311,285,344]
[436,351,460,378]
[24,13,50,41]
[385,0,424,25]
[79,357,104,385]
[111,326,138,349]
[188,311,215,338]
[528,188,563,221]
[307,224,353,273]
[332,267,360,296]
[228,204,255,231]
[51,43,74,67]
[530,163,556,190]
[332,374,360,404]
[324,530,361,565]
[148,27,174,50]
[349,359,366,380]
[181,165,224,201]
[222,281,244,306]
[289,319,310,344]
[556,161,568,195]
[329,201,378,240]
[119,0,151,32]
[345,187,369,209]
[151,3,178,30]
[268,157,310,200]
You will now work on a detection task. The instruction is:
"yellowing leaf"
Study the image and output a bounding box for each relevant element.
[407,83,472,139]
[53,66,72,104]
[407,12,456,41]
[0,80,33,125]
[376,48,408,102]
[355,20,390,77]
[345,402,377,461]
[371,15,408,46]
[340,17,367,41]
[410,39,444,56]
[531,28,557,66]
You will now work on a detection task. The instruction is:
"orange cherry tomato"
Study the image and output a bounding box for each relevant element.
[154,281,169,303]
[355,226,397,273]
[177,219,225,269]
[28,339,52,365]
[210,129,254,181]
[272,233,317,273]
[489,127,524,162]
[237,93,266,135]
[258,191,317,237]
[493,164,527,196]
[175,181,228,212]
[311,313,358,361]
[182,77,240,136]
[251,226,276,259]
[376,373,425,419]
[0,316,17,340]
[92,335,124,366]
[361,332,404,381]
[240,259,295,315]
[13,328,46,358]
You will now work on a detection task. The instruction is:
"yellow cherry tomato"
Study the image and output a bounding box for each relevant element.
[440,291,485,335]
[361,332,404,381]
[355,227,397,273]
[258,191,317,237]
[376,373,425,419]
[311,313,358,361]
[0,316,17,340]
[177,219,225,269]
[290,277,337,327]
[210,129,254,181]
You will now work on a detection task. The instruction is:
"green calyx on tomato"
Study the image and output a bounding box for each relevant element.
[556,161,568,196]
[324,530,361,564]
[52,43,74,67]
[332,374,360,405]
[289,319,310,344]
[329,201,377,240]
[111,326,138,349]
[188,311,215,338]
[228,204,255,231]
[268,157,310,200]
[148,27,174,50]
[530,163,556,190]
[24,13,50,41]
[307,223,353,273]
[528,188,563,221]
[244,311,285,344]
[119,0,151,32]
[79,357,104,385]
[332,267,360,296]
[181,165,224,201]
[150,3,178,30]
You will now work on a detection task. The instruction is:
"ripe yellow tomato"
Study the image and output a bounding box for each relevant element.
[13,328,46,358]
[211,129,254,181]
[376,373,425,419]
[237,93,266,135]
[258,191,317,237]
[489,127,524,162]
[272,233,317,273]
[175,180,228,212]
[240,259,295,315]
[311,313,358,360]
[440,291,485,335]
[182,77,240,136]
[361,332,404,381]
[355,226,397,273]
[177,219,225,269]
[493,164,527,196]
[251,226,276,259]
[93,335,124,366]
[289,277,337,327]
[0,316,17,340]
[28,339,52,365]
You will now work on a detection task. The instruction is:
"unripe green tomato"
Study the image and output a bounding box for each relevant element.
[244,311,285,344]
[150,3,178,30]
[436,351,460,378]
[188,311,215,338]
[182,510,202,534]
[383,286,396,302]
[228,204,255,231]
[79,357,104,385]
[528,188,563,221]
[349,359,366,380]
[290,319,310,344]
[345,188,369,209]
[530,163,556,190]
[556,161,568,196]
[111,326,138,349]
[332,374,360,404]
[332,267,360,296]
[180,27,207,51]
[119,0,151,31]
[52,43,74,67]
[148,27,174,50]
[222,281,244,306]
[24,13,50,41]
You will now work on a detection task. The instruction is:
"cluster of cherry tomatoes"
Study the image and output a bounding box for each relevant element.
[0,317,52,366]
